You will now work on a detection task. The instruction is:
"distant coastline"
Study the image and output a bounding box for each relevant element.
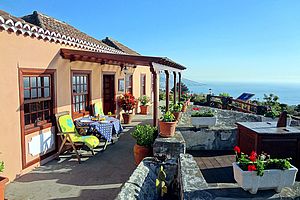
[189,81,300,105]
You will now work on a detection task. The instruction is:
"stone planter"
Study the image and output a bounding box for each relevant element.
[232,162,298,194]
[122,113,133,124]
[133,144,152,165]
[173,112,182,121]
[0,176,8,200]
[140,105,149,115]
[191,116,217,128]
[159,121,177,138]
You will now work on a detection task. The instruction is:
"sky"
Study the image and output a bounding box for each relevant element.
[1,0,300,83]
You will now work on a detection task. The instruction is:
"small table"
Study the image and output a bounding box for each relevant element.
[76,116,123,142]
[236,122,300,171]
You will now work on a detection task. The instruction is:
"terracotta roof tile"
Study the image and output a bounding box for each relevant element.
[21,11,120,53]
[102,37,140,55]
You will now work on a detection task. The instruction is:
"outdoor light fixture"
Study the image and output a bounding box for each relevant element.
[122,66,129,74]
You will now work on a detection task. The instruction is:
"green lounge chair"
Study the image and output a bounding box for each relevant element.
[56,111,100,163]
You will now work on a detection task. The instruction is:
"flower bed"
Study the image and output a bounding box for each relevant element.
[191,108,217,128]
[233,146,298,194]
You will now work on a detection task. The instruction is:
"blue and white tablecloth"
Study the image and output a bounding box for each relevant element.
[76,116,123,142]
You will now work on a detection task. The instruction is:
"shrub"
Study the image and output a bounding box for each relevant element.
[219,93,231,97]
[131,125,158,147]
[264,108,280,118]
[138,95,151,106]
[191,109,215,117]
[161,111,176,122]
[0,161,4,173]
[159,89,166,101]
[190,94,206,103]
[170,103,183,112]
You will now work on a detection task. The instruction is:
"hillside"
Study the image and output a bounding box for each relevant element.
[159,74,204,90]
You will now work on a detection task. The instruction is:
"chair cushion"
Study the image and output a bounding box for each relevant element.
[94,101,104,116]
[75,135,100,149]
[58,114,100,149]
[59,114,76,133]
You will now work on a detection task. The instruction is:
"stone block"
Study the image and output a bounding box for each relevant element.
[153,131,186,160]
[178,154,211,200]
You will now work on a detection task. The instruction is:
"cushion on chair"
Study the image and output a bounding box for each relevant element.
[94,101,104,116]
[58,114,99,149]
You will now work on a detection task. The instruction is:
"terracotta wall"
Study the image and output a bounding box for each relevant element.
[0,30,152,181]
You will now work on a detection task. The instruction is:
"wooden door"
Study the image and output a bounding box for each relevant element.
[103,75,115,114]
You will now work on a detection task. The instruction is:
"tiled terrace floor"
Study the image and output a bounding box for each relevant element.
[5,115,153,200]
[190,150,235,184]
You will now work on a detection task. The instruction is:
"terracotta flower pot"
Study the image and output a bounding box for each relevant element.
[140,105,149,115]
[173,112,182,121]
[0,176,8,200]
[133,144,152,165]
[159,121,177,137]
[182,103,187,112]
[122,113,133,124]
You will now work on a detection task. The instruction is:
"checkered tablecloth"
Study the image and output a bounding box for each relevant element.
[76,117,123,142]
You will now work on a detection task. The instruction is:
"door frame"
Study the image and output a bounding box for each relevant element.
[70,70,92,119]
[102,72,116,114]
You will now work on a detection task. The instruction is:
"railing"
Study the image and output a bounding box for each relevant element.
[207,95,258,114]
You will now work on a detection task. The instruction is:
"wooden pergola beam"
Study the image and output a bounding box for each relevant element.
[173,71,177,104]
[60,48,186,70]
[178,72,182,102]
[165,70,170,112]
[150,63,159,127]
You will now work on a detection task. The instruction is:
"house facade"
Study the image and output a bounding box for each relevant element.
[0,10,185,181]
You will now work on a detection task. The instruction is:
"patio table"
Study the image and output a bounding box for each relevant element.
[76,116,123,142]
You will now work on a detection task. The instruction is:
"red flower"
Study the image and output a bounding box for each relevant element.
[234,146,241,154]
[250,151,257,157]
[193,107,200,111]
[249,151,257,162]
[248,165,257,171]
[249,155,256,162]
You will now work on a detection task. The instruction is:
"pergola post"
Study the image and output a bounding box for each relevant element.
[150,63,159,127]
[173,71,177,104]
[165,70,170,112]
[178,72,182,102]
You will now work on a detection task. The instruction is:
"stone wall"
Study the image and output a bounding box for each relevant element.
[115,158,178,200]
[178,106,266,151]
[179,106,265,128]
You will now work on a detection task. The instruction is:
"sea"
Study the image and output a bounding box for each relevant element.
[188,81,300,106]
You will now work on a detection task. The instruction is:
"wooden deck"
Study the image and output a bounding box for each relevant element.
[188,150,236,184]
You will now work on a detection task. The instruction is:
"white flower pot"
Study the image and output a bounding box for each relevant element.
[191,116,217,128]
[232,162,298,194]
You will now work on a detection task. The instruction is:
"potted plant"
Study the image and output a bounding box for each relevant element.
[233,146,298,194]
[170,103,183,121]
[117,93,137,124]
[191,108,217,128]
[0,161,8,200]
[159,111,177,137]
[131,125,158,165]
[138,95,151,115]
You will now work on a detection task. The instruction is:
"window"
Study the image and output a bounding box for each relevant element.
[22,72,54,131]
[72,72,90,117]
[118,78,125,92]
[140,74,146,96]
[125,74,133,94]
